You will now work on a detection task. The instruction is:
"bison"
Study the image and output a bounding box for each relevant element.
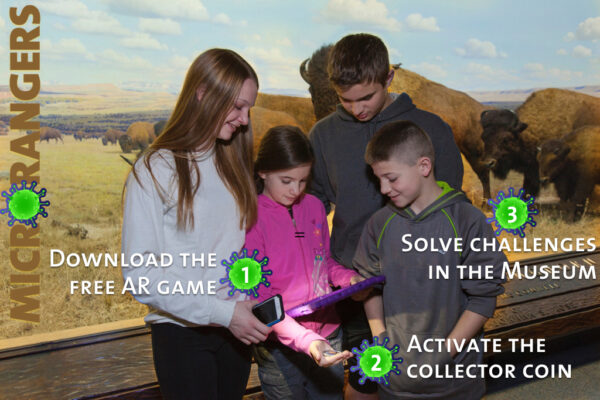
[40,127,63,143]
[480,88,600,197]
[250,106,303,153]
[538,125,600,222]
[300,45,492,199]
[299,45,337,121]
[102,128,125,145]
[119,121,156,153]
[255,93,316,135]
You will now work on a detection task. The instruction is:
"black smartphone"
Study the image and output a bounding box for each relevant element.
[252,294,285,327]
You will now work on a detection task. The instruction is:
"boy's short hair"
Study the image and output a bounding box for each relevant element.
[328,33,390,88]
[365,121,435,166]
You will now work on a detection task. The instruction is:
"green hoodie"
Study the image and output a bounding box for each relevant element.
[353,183,506,399]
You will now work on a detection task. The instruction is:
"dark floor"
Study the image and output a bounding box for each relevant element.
[0,327,599,399]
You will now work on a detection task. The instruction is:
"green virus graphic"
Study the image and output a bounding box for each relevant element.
[351,336,402,386]
[487,187,538,238]
[1,180,50,228]
[220,249,272,298]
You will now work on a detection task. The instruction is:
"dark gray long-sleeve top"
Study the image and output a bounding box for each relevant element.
[309,92,464,268]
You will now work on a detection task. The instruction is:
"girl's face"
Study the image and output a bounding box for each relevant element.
[259,163,312,207]
[217,78,258,141]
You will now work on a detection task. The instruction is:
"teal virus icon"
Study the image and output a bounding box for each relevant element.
[1,180,50,227]
[351,336,402,386]
[487,187,538,238]
[220,248,272,297]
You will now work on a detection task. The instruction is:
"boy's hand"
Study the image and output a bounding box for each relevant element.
[308,340,353,367]
[350,275,371,301]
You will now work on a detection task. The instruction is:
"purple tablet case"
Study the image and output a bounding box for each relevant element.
[286,275,386,318]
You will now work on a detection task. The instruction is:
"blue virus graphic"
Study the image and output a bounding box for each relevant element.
[220,248,272,297]
[351,336,403,386]
[1,180,50,227]
[487,187,538,238]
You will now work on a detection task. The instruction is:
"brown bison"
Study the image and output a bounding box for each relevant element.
[481,88,600,197]
[250,107,303,153]
[119,121,156,153]
[256,93,316,134]
[75,130,99,141]
[300,45,337,121]
[538,125,600,222]
[40,127,63,143]
[300,45,492,199]
[102,128,125,145]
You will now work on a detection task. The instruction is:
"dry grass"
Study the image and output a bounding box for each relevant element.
[0,134,146,339]
[0,133,598,340]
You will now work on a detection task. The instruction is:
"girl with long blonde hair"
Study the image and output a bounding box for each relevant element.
[121,48,270,399]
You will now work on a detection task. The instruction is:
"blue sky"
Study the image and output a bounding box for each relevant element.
[2,0,599,95]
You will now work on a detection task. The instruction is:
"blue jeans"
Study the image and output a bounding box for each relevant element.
[253,328,345,400]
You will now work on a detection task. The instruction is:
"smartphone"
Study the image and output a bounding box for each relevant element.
[252,294,285,327]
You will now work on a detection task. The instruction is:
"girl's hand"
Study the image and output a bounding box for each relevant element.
[229,300,272,345]
[308,340,353,367]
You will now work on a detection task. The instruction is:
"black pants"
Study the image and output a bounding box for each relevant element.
[151,323,252,400]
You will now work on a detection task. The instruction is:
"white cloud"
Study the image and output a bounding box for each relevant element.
[33,0,91,18]
[564,32,575,42]
[523,63,583,81]
[0,15,5,31]
[405,13,439,32]
[575,16,600,40]
[276,38,292,47]
[243,46,304,90]
[72,11,131,36]
[41,38,96,61]
[455,38,506,59]
[556,48,568,56]
[573,44,592,58]
[53,22,67,31]
[119,33,168,50]
[99,49,155,70]
[33,0,130,36]
[139,18,182,35]
[389,47,402,59]
[408,62,447,79]
[465,62,517,82]
[104,0,209,21]
[213,13,232,25]
[320,0,402,32]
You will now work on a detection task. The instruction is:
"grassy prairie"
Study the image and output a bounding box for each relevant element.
[0,134,146,339]
[1,133,599,340]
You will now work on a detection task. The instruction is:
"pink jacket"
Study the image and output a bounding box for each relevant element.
[245,193,358,355]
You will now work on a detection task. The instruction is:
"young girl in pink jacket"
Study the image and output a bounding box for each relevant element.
[246,125,362,400]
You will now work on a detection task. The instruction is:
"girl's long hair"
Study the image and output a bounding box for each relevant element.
[254,125,314,193]
[132,48,258,230]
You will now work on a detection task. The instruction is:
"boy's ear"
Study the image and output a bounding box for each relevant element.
[384,69,395,90]
[417,157,433,177]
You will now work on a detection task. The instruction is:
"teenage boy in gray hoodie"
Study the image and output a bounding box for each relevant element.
[309,33,464,399]
[353,120,506,400]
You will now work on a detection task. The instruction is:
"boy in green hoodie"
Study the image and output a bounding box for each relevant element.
[353,120,506,400]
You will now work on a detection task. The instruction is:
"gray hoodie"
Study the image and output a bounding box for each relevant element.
[309,93,464,269]
[353,183,506,399]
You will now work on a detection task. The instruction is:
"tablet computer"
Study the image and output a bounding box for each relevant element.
[286,275,385,318]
